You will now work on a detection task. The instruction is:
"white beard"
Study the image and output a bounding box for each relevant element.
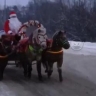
[9,17,22,33]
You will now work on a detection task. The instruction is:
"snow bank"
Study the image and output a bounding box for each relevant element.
[64,41,96,56]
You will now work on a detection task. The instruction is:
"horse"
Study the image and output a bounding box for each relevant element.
[0,34,20,80]
[17,20,48,81]
[1,34,21,60]
[42,30,70,82]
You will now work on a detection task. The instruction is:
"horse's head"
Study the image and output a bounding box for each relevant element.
[52,30,70,49]
[32,27,47,49]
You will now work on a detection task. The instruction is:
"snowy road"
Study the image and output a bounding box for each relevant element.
[0,53,96,96]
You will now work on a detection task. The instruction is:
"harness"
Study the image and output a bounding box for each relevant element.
[47,49,63,54]
[29,45,43,54]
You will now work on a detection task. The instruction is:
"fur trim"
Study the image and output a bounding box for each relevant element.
[8,30,12,34]
[10,14,17,18]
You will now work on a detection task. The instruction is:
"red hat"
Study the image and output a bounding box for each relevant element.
[9,11,17,18]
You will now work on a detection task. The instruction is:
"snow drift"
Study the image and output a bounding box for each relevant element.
[64,41,96,56]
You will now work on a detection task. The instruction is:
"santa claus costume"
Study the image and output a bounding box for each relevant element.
[4,11,22,34]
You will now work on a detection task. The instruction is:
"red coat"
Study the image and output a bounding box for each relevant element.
[4,19,10,34]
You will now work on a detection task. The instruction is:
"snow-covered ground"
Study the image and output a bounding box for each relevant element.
[1,41,96,96]
[64,41,96,56]
[64,41,96,84]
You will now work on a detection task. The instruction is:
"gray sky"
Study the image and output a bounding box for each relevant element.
[0,0,29,7]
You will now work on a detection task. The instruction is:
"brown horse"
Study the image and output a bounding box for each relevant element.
[0,34,32,80]
[0,34,18,80]
[0,41,8,80]
[0,34,13,80]
[42,30,70,82]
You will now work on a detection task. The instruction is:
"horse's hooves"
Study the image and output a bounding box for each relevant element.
[38,76,43,82]
[48,74,51,79]
[48,73,52,78]
[28,76,31,79]
[0,77,3,81]
[28,74,31,79]
[24,74,27,78]
[45,70,48,73]
[16,64,18,67]
[59,78,63,82]
[39,78,44,82]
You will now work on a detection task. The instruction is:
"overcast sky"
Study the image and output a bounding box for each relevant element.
[0,0,29,6]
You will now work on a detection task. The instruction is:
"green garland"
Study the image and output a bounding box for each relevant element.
[29,45,43,54]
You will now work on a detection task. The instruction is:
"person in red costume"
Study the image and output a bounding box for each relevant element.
[4,11,22,34]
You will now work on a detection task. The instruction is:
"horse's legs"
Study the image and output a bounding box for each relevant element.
[37,60,42,81]
[57,61,63,82]
[0,61,7,81]
[22,62,28,77]
[19,53,28,77]
[41,50,48,73]
[15,53,21,67]
[45,62,48,73]
[0,68,4,81]
[27,60,32,78]
[42,60,48,73]
[22,61,32,78]
[0,71,3,81]
[47,62,53,78]
[15,60,19,67]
